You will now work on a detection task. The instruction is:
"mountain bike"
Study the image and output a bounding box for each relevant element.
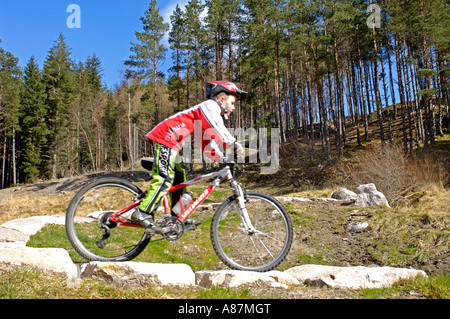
[65,159,293,272]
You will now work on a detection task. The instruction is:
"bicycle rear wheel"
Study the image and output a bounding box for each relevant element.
[65,177,150,262]
[211,191,293,272]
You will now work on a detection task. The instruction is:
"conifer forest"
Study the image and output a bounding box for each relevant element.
[1,0,449,189]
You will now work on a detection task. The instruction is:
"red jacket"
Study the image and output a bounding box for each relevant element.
[146,100,235,161]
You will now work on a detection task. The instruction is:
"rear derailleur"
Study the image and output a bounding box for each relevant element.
[96,211,117,249]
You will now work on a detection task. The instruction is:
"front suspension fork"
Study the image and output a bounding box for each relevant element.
[231,180,256,233]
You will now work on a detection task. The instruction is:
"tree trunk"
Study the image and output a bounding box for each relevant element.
[351,59,361,146]
[358,57,369,141]
[1,132,6,189]
[380,46,393,144]
[153,41,159,125]
[333,38,343,158]
[306,60,315,158]
[128,89,134,169]
[12,127,16,185]
[420,0,435,150]
[215,31,222,81]
[386,33,397,119]
[316,74,331,162]
[401,39,416,153]
[186,50,191,109]
[228,22,233,81]
[371,21,385,146]
[394,33,408,154]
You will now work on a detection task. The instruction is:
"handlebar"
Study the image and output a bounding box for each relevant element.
[219,155,246,180]
[220,154,245,166]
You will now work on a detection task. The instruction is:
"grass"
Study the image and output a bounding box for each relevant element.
[360,274,449,299]
[0,193,70,225]
[363,189,450,266]
[295,253,327,265]
[26,217,221,270]
[19,188,449,299]
[0,268,255,299]
[1,132,448,299]
[132,216,221,271]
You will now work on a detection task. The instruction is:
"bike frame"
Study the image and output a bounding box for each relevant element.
[108,164,253,230]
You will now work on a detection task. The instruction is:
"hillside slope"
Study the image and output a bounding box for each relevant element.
[1,112,448,279]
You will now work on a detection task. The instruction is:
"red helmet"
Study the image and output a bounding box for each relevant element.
[206,81,248,100]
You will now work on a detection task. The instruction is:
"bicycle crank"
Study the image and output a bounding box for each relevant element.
[158,216,185,241]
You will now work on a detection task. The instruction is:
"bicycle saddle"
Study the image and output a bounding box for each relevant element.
[141,159,153,171]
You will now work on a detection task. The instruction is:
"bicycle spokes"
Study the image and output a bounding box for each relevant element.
[66,166,293,269]
[66,179,150,261]
[211,192,293,272]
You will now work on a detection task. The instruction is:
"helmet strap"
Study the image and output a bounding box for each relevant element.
[212,96,230,119]
[224,98,233,117]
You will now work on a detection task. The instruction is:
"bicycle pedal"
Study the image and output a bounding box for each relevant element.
[96,238,107,249]
[184,224,197,231]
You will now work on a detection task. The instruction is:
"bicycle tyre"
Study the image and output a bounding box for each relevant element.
[210,191,293,272]
[65,177,150,262]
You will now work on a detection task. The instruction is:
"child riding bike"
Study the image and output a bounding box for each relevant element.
[131,81,248,235]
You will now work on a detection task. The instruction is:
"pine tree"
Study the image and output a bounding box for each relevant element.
[369,0,385,146]
[0,46,22,188]
[72,55,105,172]
[103,91,120,169]
[205,0,229,81]
[42,34,75,178]
[127,0,169,125]
[168,4,187,111]
[18,57,48,183]
[185,0,207,105]
[85,54,103,94]
[240,0,280,127]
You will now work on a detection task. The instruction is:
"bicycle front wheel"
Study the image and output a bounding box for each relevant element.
[66,177,150,262]
[211,191,293,272]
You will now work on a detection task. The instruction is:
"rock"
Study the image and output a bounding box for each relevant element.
[196,270,299,289]
[0,214,430,292]
[0,247,78,282]
[346,222,369,232]
[0,241,27,249]
[355,183,390,208]
[1,215,66,235]
[276,197,313,203]
[331,188,358,200]
[265,270,301,286]
[196,270,270,288]
[0,226,29,243]
[276,196,356,205]
[285,264,426,289]
[81,261,195,287]
[285,264,343,285]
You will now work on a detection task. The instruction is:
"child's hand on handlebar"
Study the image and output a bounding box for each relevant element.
[235,142,244,155]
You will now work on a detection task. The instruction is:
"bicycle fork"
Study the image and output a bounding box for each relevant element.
[230,179,256,234]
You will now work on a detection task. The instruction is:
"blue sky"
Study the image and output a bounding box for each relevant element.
[0,0,189,89]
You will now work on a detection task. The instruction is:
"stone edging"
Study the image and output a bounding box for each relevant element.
[0,210,427,290]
